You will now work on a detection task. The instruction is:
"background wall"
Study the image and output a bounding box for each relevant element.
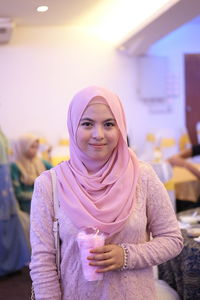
[0,26,138,145]
[132,21,200,153]
[0,21,199,155]
[145,22,200,134]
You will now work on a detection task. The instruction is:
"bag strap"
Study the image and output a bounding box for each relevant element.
[31,169,61,300]
[50,169,61,280]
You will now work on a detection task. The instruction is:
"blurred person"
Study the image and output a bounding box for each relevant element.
[0,128,30,276]
[168,144,200,179]
[168,144,200,212]
[11,134,52,214]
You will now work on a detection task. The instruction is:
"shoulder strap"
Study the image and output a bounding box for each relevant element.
[50,169,61,280]
[50,169,59,219]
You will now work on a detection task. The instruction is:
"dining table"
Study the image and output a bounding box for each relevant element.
[163,163,200,213]
[150,161,200,212]
[171,164,200,203]
[158,208,200,300]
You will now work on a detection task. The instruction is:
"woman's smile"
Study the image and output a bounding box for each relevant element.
[89,143,106,148]
[77,102,119,161]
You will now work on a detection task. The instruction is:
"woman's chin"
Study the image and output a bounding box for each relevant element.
[89,153,110,161]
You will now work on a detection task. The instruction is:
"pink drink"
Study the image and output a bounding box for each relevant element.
[77,229,105,281]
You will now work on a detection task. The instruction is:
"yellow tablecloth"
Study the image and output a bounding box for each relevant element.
[166,164,200,202]
[51,155,69,166]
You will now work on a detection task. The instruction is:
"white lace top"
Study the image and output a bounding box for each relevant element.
[30,161,183,300]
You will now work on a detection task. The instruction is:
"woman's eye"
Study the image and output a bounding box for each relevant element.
[104,122,115,128]
[81,122,93,127]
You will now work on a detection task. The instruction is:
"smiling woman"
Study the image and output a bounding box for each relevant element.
[30,86,183,300]
[76,97,120,170]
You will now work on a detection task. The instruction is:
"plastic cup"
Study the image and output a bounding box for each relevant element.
[77,229,105,281]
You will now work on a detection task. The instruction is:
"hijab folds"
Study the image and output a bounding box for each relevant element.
[55,86,139,236]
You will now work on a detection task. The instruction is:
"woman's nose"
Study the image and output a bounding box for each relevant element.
[92,125,104,139]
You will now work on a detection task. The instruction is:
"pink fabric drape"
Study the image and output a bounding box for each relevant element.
[55,86,139,236]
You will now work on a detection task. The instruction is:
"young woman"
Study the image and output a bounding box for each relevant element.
[30,86,183,300]
[11,134,52,214]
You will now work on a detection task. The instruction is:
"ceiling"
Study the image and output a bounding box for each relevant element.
[0,0,101,26]
[0,0,181,46]
[191,15,200,24]
[118,0,200,55]
[0,0,199,28]
[0,0,200,54]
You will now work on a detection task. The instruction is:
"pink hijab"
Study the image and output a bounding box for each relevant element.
[55,86,139,236]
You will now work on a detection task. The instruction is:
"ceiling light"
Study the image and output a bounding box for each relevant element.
[37,6,48,12]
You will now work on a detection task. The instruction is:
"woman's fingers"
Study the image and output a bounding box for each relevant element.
[95,265,116,273]
[87,252,111,261]
[90,245,112,254]
[89,258,113,266]
[87,244,124,272]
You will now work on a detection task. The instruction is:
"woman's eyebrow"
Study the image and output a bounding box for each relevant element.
[80,118,94,122]
[104,118,116,122]
[80,118,116,122]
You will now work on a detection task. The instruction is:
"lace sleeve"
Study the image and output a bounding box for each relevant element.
[126,164,183,270]
[29,173,61,300]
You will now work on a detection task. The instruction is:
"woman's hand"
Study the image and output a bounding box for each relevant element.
[87,244,124,273]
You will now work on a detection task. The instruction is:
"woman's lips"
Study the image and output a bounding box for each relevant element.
[89,144,105,147]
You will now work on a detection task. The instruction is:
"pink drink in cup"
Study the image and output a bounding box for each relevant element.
[77,228,106,281]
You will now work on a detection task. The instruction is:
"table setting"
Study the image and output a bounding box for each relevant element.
[158,208,200,300]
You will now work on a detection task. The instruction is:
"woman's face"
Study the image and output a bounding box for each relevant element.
[25,140,39,159]
[76,101,120,161]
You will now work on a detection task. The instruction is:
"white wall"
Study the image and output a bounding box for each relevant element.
[0,22,200,154]
[146,22,200,132]
[126,21,200,154]
[0,26,139,147]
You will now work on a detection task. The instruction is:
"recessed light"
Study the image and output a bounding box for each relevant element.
[37,6,48,12]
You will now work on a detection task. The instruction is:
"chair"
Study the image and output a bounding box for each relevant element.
[51,138,70,166]
[159,137,178,159]
[178,128,192,152]
[38,137,52,163]
[143,129,177,211]
[155,129,179,160]
[155,279,181,300]
[153,257,180,299]
[139,129,178,161]
[139,132,157,162]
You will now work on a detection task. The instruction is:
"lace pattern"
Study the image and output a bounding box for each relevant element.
[30,162,183,300]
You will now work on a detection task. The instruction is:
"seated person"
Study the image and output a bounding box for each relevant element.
[168,144,200,212]
[168,144,200,179]
[11,134,52,214]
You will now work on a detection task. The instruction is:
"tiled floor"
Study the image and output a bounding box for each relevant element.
[0,267,31,300]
